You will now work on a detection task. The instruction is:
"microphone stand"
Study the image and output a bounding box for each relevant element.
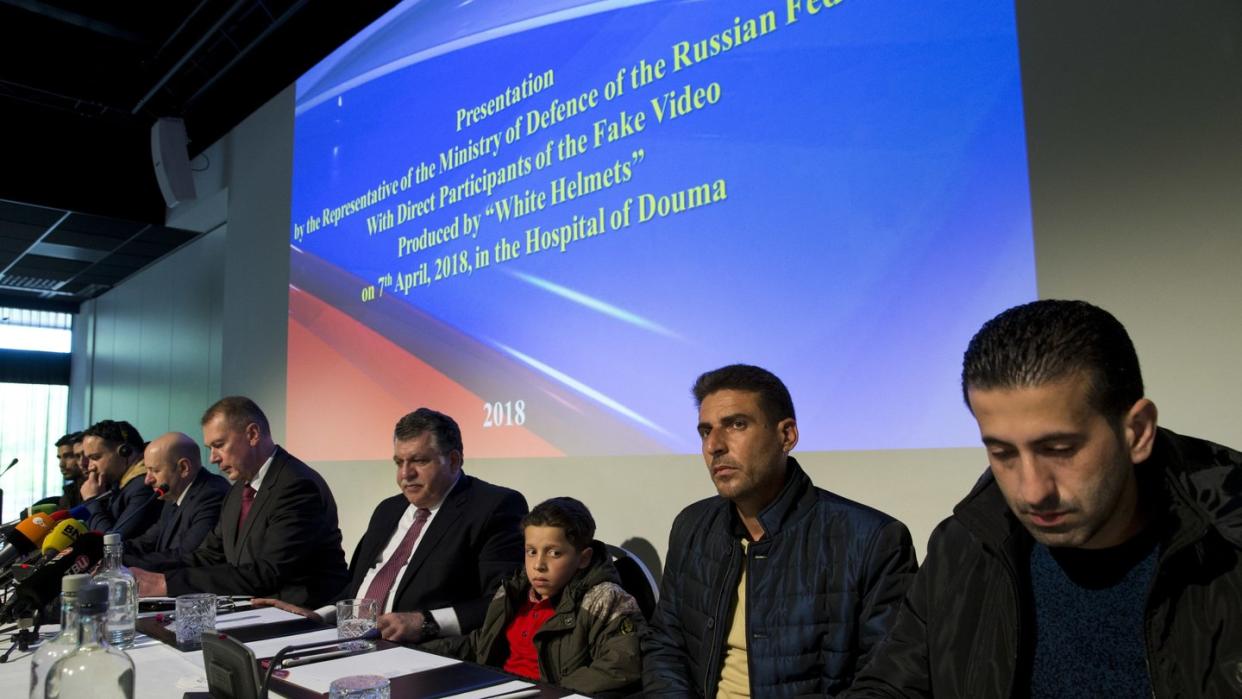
[0,457,19,524]
[0,614,39,663]
[259,628,379,698]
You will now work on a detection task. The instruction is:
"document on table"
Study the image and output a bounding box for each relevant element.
[215,606,308,629]
[436,679,537,698]
[283,646,459,693]
[244,628,341,658]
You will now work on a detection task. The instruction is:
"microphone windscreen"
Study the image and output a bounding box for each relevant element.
[41,518,86,555]
[11,512,57,550]
[5,532,106,620]
[68,504,91,521]
[29,504,59,516]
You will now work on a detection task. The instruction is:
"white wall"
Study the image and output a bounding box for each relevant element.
[71,2,1242,570]
[70,227,225,444]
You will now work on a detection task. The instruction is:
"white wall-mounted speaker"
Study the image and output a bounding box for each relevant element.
[151,117,197,209]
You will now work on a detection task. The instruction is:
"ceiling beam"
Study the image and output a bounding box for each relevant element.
[0,0,144,42]
[0,209,70,278]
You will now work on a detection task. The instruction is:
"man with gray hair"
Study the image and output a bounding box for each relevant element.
[255,407,528,642]
[131,396,349,607]
[123,432,230,570]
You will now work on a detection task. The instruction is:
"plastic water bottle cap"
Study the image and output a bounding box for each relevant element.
[62,573,92,593]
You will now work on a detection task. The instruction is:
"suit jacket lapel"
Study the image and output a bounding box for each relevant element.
[238,450,285,546]
[351,498,408,597]
[161,468,207,549]
[159,501,184,550]
[221,482,242,556]
[393,476,469,598]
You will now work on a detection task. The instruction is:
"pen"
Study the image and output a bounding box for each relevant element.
[281,648,364,668]
[486,689,541,699]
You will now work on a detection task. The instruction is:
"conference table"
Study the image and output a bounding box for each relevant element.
[0,604,582,698]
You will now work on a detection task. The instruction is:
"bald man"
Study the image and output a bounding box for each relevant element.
[123,432,231,571]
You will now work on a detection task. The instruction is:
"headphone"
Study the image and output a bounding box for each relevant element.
[116,422,135,458]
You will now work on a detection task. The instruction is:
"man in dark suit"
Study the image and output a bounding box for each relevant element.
[124,432,230,570]
[131,397,350,607]
[257,408,527,643]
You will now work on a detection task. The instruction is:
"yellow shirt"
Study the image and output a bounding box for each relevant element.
[717,539,750,698]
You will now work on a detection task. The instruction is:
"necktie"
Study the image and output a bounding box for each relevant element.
[363,508,431,611]
[237,484,257,531]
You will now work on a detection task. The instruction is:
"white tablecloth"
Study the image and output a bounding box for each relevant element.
[0,629,210,699]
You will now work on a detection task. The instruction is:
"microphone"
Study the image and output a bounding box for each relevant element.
[153,483,171,498]
[72,487,116,514]
[0,457,17,478]
[0,511,59,569]
[22,503,59,519]
[0,531,105,622]
[41,518,87,557]
[65,490,115,525]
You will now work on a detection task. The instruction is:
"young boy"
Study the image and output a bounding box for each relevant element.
[421,497,645,695]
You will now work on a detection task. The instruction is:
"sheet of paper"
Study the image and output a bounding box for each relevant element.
[214,606,307,629]
[244,628,342,658]
[282,646,459,693]
[437,679,537,698]
[128,642,210,695]
[180,628,341,669]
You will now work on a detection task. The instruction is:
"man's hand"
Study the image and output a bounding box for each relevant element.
[376,611,425,642]
[131,567,167,597]
[80,470,105,500]
[251,597,323,622]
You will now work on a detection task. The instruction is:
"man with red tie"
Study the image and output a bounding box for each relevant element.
[132,396,349,607]
[257,408,528,642]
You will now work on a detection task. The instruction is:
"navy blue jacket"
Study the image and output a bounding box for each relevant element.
[642,457,918,698]
[124,467,230,571]
[84,465,162,541]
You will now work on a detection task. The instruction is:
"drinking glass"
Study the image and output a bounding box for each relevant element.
[174,593,217,651]
[328,674,390,699]
[336,598,379,650]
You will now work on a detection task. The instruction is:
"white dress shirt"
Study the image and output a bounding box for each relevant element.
[316,473,461,635]
[246,451,276,492]
[174,479,194,507]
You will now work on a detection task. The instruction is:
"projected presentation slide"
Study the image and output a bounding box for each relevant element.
[288,0,1036,461]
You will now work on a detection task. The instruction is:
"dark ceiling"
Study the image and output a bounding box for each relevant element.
[0,0,400,310]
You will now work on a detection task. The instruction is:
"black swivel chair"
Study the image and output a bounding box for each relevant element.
[607,544,659,620]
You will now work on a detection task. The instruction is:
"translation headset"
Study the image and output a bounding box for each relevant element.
[116,422,135,458]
